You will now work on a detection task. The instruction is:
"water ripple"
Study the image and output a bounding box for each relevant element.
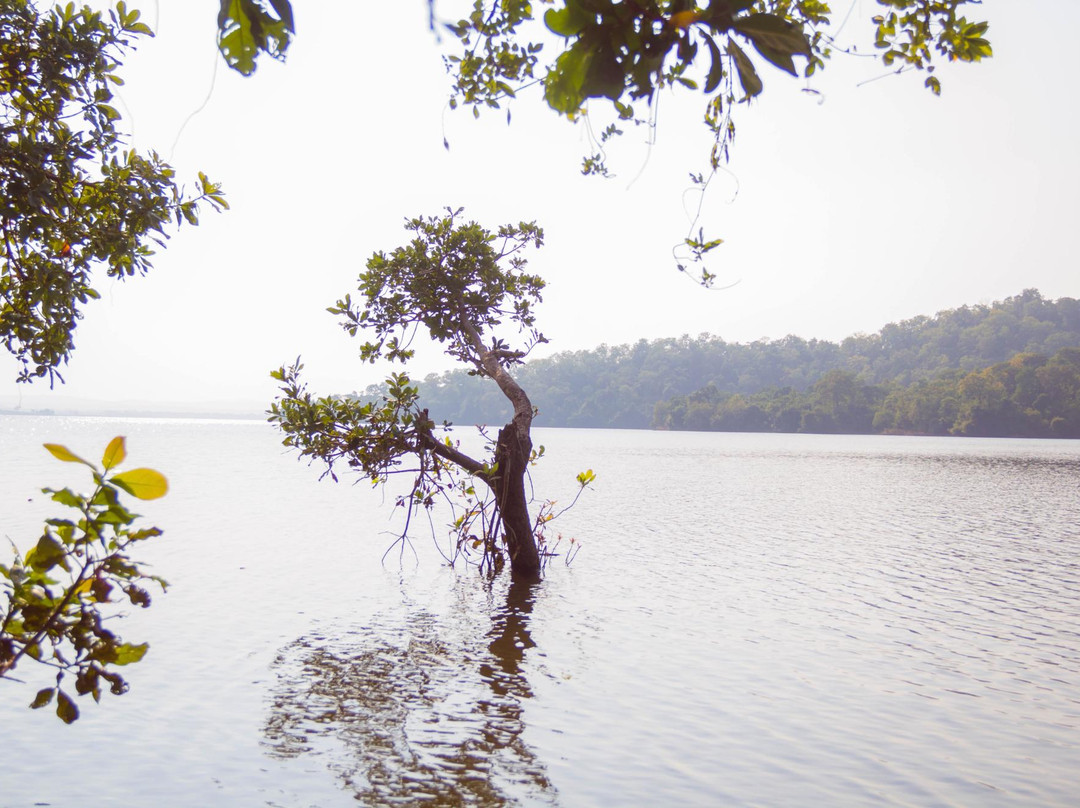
[263,580,557,806]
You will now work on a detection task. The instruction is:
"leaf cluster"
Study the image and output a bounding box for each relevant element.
[438,1,989,278]
[538,1,818,115]
[1,436,168,723]
[331,208,547,376]
[1,1,228,385]
[207,3,989,286]
[873,1,992,94]
[217,0,295,77]
[442,1,989,156]
[270,359,506,565]
[445,0,543,118]
[270,361,434,486]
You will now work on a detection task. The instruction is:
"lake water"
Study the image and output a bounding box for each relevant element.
[1,416,1078,807]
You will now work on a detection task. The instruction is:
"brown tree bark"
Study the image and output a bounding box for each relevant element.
[452,301,542,579]
[492,422,541,580]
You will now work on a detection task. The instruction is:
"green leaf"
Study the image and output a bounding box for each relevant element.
[125,586,151,607]
[75,666,101,698]
[109,468,169,500]
[726,40,763,98]
[732,13,810,77]
[113,642,149,666]
[56,690,79,724]
[97,503,135,526]
[703,34,725,95]
[126,527,163,541]
[100,669,129,696]
[102,436,126,470]
[91,484,121,509]
[43,443,92,466]
[30,688,55,709]
[544,5,589,38]
[218,0,293,76]
[582,42,624,101]
[218,0,260,76]
[268,0,295,32]
[26,533,67,573]
[48,488,83,508]
[732,14,812,55]
[91,577,114,603]
[544,44,593,114]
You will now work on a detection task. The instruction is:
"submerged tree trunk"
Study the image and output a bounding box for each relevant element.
[493,422,541,580]
[454,302,542,579]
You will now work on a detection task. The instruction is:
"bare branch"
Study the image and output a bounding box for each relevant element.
[420,431,488,480]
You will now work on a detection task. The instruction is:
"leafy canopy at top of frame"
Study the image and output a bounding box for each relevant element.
[0,1,227,385]
[214,2,990,281]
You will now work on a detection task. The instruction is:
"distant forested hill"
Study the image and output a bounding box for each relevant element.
[347,290,1080,431]
[654,349,1080,438]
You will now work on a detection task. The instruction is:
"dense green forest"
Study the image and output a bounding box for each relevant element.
[348,290,1080,434]
[654,349,1080,438]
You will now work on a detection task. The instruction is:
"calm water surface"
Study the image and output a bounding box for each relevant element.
[1,416,1078,806]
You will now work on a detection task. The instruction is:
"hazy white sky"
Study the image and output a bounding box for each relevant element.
[3,0,1078,411]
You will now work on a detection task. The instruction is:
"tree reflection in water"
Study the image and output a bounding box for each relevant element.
[263,578,555,806]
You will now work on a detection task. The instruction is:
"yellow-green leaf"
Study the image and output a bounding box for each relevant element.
[575,468,597,486]
[102,436,127,470]
[109,468,168,500]
[113,642,149,666]
[30,688,55,709]
[43,443,92,466]
[56,690,79,724]
[26,533,67,573]
[726,40,763,99]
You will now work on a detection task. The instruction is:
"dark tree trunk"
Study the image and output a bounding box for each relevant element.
[453,304,541,579]
[493,422,541,580]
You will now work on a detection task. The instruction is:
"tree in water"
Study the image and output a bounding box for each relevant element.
[270,209,589,580]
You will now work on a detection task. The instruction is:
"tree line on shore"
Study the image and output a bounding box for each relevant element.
[653,348,1080,437]
[348,290,1080,436]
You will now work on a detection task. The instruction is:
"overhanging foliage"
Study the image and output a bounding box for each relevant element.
[214,2,991,282]
[1,437,168,723]
[0,1,227,385]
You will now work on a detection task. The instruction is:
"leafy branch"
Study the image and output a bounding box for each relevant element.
[437,1,991,279]
[1,436,168,724]
[1,2,229,385]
